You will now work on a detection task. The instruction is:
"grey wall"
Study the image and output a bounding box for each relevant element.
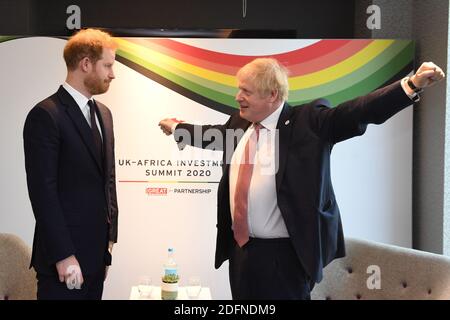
[355,0,450,254]
[412,0,449,254]
[446,3,450,255]
[354,0,413,39]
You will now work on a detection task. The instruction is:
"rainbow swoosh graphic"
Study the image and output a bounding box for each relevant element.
[115,38,414,114]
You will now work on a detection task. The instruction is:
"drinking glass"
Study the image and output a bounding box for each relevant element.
[137,276,153,299]
[186,276,201,299]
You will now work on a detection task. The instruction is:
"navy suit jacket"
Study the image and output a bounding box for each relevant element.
[175,80,413,283]
[23,86,118,276]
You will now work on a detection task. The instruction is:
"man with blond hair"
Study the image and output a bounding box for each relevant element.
[159,57,445,299]
[24,28,118,299]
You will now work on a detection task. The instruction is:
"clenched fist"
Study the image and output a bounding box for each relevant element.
[411,62,445,89]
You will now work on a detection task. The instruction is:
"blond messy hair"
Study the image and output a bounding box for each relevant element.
[237,58,289,101]
[63,28,117,71]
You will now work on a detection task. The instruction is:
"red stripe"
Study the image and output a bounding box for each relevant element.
[122,39,373,77]
[287,40,373,76]
[150,38,353,68]
[127,38,239,76]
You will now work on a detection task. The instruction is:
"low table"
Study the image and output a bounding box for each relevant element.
[129,285,212,300]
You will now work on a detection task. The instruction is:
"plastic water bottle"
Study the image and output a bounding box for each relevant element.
[161,247,179,300]
[164,248,178,277]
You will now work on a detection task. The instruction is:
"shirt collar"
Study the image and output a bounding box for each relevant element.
[259,101,285,130]
[62,82,93,110]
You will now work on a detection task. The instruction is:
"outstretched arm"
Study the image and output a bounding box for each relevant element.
[312,62,445,143]
[159,117,231,151]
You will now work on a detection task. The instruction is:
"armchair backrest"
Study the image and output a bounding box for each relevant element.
[311,237,450,300]
[0,233,36,300]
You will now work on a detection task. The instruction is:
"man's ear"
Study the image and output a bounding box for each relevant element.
[79,57,91,72]
[269,89,279,103]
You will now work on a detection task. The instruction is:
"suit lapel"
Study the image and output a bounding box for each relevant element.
[275,103,293,192]
[58,86,104,174]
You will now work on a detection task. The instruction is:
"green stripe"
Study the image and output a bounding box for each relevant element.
[120,40,238,96]
[118,49,238,107]
[119,47,237,96]
[288,40,411,101]
[124,39,239,95]
[0,36,18,43]
[289,41,414,107]
[155,59,238,96]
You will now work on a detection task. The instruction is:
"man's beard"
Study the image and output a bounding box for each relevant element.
[84,73,110,95]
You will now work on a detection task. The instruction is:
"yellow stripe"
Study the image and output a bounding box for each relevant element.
[115,38,236,86]
[288,40,395,90]
[115,38,394,91]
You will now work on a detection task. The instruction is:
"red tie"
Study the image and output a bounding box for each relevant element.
[233,123,262,247]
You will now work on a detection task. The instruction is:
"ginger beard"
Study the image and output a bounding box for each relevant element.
[84,67,111,95]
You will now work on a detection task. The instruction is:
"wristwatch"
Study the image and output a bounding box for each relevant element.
[407,77,424,94]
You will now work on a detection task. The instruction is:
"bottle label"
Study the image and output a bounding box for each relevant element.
[165,268,177,276]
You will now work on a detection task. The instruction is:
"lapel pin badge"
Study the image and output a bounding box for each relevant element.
[285,120,290,125]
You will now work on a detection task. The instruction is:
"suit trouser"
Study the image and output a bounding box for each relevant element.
[36,266,106,300]
[229,237,311,300]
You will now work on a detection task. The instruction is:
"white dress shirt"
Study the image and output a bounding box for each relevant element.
[229,102,289,238]
[62,82,103,140]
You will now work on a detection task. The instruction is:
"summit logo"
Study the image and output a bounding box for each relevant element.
[146,187,168,196]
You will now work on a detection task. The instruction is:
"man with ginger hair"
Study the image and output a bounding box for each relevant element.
[159,57,445,299]
[24,28,118,299]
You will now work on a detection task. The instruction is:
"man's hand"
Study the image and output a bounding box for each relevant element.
[158,118,182,136]
[56,255,84,289]
[104,241,114,281]
[411,62,446,89]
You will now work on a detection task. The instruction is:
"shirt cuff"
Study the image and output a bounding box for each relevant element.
[171,122,178,133]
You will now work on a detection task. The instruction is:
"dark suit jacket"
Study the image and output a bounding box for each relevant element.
[175,80,413,284]
[23,86,118,276]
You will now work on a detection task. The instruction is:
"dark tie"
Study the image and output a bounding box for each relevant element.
[87,100,103,164]
[87,100,111,225]
[233,123,262,247]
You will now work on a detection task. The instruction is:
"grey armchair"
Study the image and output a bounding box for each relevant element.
[311,237,450,300]
[0,233,37,299]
